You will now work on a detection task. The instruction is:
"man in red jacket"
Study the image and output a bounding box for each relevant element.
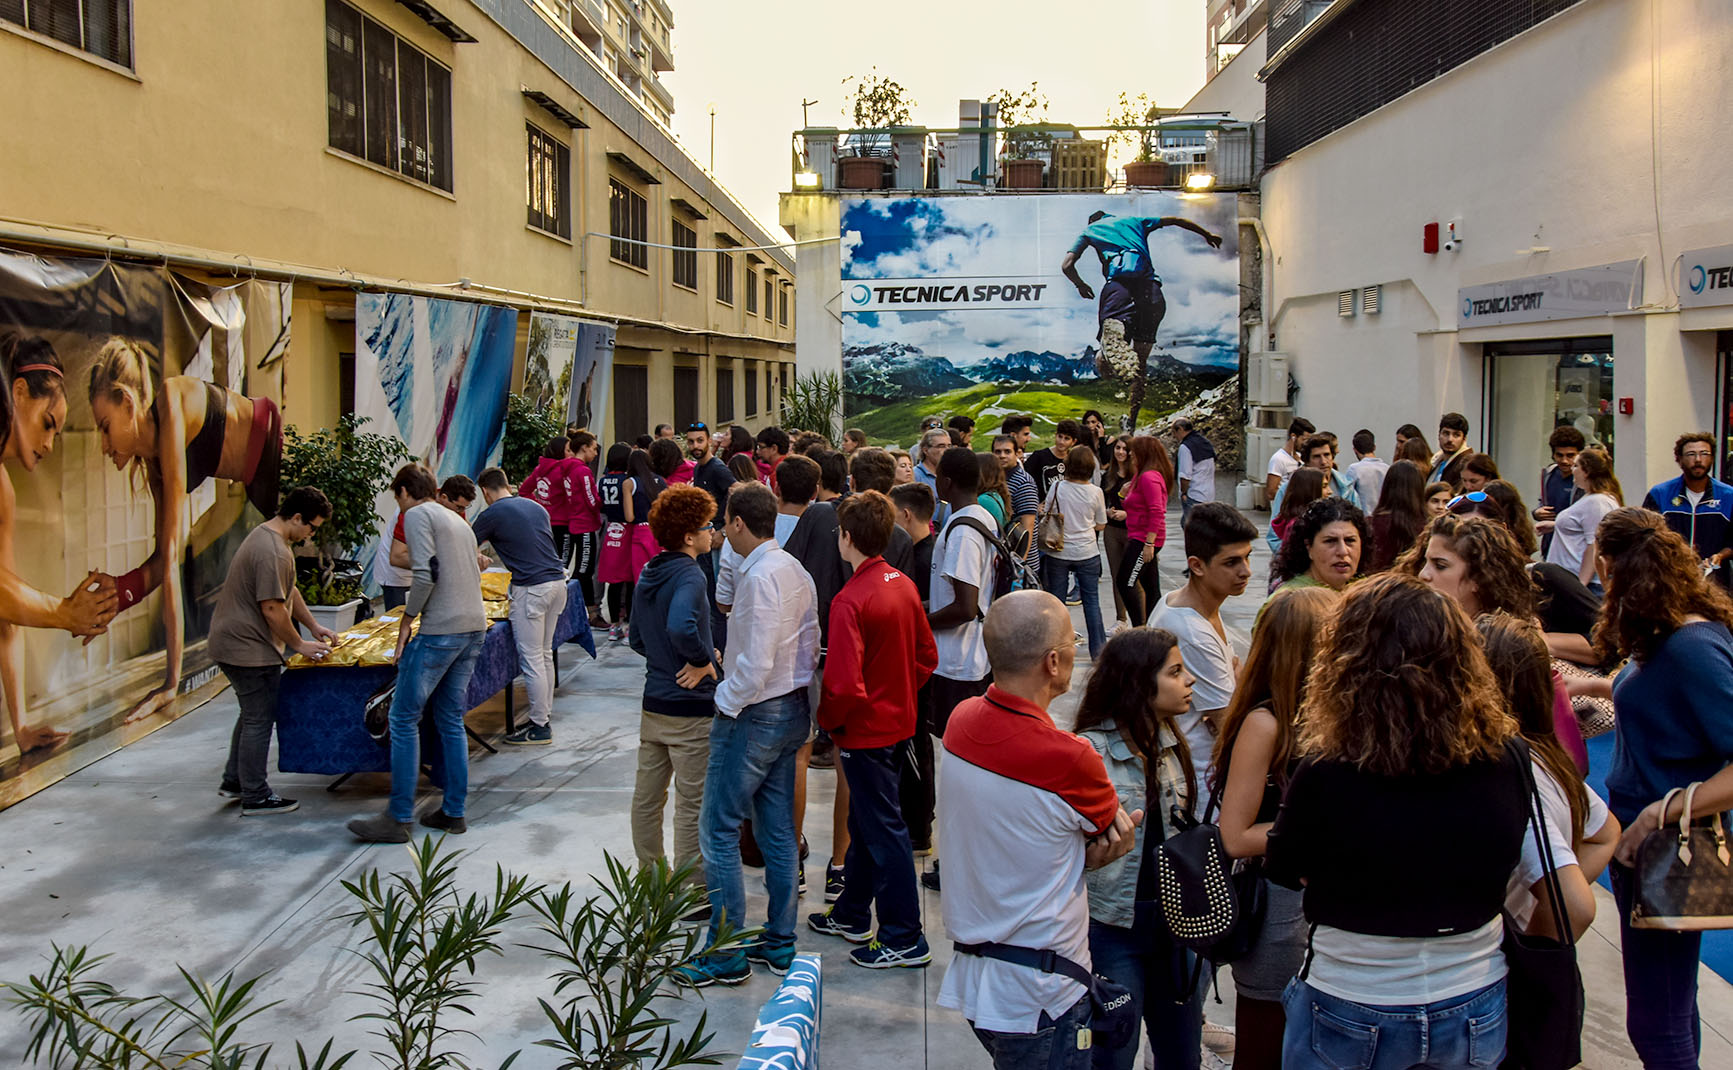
[808,490,938,969]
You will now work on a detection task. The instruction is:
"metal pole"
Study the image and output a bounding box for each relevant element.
[709,104,716,173]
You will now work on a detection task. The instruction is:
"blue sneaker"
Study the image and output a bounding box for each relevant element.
[850,936,932,969]
[807,908,872,944]
[744,940,797,976]
[672,953,752,988]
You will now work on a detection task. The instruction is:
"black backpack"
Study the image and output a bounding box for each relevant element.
[948,515,1040,603]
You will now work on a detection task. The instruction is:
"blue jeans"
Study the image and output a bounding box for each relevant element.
[699,689,810,960]
[1280,978,1507,1070]
[388,630,485,822]
[1043,555,1105,658]
[1611,862,1702,1069]
[1087,920,1201,1070]
[971,994,1093,1070]
[831,743,921,947]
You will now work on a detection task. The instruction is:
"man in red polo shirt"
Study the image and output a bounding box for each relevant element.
[938,589,1141,1068]
[807,490,937,968]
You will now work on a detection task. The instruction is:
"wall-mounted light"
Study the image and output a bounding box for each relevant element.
[793,170,821,190]
[1184,172,1216,191]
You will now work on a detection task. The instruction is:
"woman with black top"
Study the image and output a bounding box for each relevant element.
[1267,572,1525,1070]
[1100,434,1135,630]
[1596,508,1733,1069]
[1075,627,1202,1070]
[595,443,638,641]
[1365,459,1428,572]
[1212,583,1338,1070]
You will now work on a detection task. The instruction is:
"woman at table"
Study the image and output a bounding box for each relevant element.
[87,337,283,722]
[0,334,118,752]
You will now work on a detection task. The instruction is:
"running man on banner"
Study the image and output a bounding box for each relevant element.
[0,334,119,753]
[86,337,284,723]
[1060,210,1223,432]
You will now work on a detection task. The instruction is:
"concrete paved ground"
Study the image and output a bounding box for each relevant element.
[0,485,1730,1068]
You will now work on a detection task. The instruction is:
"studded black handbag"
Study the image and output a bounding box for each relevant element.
[1631,782,1733,931]
[1153,794,1267,962]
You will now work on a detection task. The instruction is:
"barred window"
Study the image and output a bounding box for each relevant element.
[715,250,734,306]
[609,178,648,268]
[3,0,131,68]
[671,220,698,289]
[325,0,452,191]
[526,124,570,238]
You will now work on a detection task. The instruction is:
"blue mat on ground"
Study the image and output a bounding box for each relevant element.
[737,952,820,1069]
[1584,731,1733,982]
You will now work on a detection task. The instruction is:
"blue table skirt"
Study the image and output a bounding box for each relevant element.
[276,580,594,775]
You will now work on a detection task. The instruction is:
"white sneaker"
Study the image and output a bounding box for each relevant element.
[1202,1022,1236,1055]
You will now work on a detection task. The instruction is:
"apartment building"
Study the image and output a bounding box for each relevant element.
[0,0,792,444]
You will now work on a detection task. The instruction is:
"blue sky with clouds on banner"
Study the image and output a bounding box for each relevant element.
[839,193,1241,369]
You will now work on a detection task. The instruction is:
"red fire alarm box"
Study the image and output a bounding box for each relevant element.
[1423,222,1440,255]
[1618,397,1635,415]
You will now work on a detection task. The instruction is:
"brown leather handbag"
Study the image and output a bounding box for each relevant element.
[1631,783,1733,930]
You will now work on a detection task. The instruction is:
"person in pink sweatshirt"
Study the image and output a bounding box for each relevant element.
[563,430,603,623]
[1116,435,1173,622]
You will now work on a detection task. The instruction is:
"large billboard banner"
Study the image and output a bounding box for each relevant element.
[524,311,615,434]
[0,250,288,809]
[840,193,1240,442]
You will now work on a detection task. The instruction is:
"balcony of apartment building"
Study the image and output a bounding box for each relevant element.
[787,103,1264,195]
[1209,0,1269,77]
[537,0,609,54]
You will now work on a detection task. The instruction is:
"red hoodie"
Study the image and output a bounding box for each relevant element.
[520,457,569,523]
[563,456,601,533]
[818,555,937,748]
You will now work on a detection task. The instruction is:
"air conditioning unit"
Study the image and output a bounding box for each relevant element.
[1245,351,1290,407]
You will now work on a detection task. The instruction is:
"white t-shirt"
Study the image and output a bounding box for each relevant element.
[1177,444,1217,504]
[1688,487,1706,507]
[1147,590,1237,806]
[1308,918,1506,1005]
[716,513,800,607]
[931,504,997,681]
[1545,492,1618,577]
[1047,480,1107,562]
[1506,760,1612,930]
[1267,446,1300,483]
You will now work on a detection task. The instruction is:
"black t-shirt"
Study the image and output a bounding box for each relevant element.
[1024,448,1064,501]
[908,534,935,607]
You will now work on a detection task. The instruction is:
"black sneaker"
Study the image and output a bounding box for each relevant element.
[921,860,941,892]
[798,868,808,897]
[824,864,846,904]
[420,810,468,834]
[241,795,298,816]
[218,779,244,799]
[348,812,411,843]
[502,722,552,746]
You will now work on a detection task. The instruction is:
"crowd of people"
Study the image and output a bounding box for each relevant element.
[207,401,1733,1070]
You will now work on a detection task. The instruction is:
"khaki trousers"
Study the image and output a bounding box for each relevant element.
[631,710,712,885]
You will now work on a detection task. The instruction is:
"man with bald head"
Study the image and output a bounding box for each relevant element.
[937,590,1142,1068]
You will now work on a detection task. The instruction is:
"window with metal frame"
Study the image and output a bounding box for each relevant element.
[765,276,774,320]
[671,220,698,289]
[2,0,132,68]
[716,250,735,306]
[526,124,571,238]
[779,286,790,327]
[745,268,759,314]
[609,178,648,268]
[325,0,452,191]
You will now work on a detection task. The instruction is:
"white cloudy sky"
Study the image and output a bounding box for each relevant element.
[839,193,1241,368]
[664,2,1209,232]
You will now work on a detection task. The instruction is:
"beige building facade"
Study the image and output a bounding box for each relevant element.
[0,0,794,445]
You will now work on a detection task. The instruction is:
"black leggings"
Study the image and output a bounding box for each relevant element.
[607,581,634,623]
[1116,540,1161,623]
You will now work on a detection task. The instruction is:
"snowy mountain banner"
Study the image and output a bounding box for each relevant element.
[840,192,1239,444]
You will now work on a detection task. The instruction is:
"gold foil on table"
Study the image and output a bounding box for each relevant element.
[289,573,515,669]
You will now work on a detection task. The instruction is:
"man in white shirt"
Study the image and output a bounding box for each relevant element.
[1147,502,1258,806]
[1345,429,1390,517]
[1263,417,1315,503]
[678,483,820,989]
[1173,417,1217,526]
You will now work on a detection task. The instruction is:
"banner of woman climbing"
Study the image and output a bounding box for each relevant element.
[0,247,290,811]
[352,293,517,589]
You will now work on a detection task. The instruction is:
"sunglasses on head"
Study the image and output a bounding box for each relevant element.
[1447,491,1490,509]
[686,422,709,433]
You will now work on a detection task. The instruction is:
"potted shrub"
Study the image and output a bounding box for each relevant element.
[992,82,1052,189]
[502,390,568,484]
[1107,91,1170,187]
[839,68,913,190]
[279,413,410,633]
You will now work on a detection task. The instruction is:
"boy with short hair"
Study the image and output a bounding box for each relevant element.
[1346,429,1388,515]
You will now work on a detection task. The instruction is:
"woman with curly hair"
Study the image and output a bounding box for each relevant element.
[1211,584,1339,1070]
[1366,459,1429,572]
[1447,479,1539,558]
[1270,496,1368,600]
[1267,573,1526,1070]
[1594,508,1733,1067]
[1074,626,1203,1070]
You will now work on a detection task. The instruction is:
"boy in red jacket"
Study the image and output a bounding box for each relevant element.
[808,490,938,969]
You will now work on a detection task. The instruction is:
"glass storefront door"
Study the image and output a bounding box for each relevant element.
[1718,331,1733,484]
[1487,336,1614,510]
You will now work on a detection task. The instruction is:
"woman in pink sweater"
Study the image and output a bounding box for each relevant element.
[1116,435,1173,622]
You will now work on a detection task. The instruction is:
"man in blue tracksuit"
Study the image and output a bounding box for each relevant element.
[1642,431,1733,588]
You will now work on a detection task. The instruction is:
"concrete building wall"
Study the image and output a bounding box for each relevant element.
[1185,27,1266,120]
[0,0,793,443]
[1259,0,1733,504]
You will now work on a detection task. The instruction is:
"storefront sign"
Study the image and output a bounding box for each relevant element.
[1457,261,1642,328]
[1680,244,1733,310]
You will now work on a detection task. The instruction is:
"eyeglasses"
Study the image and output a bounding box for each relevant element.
[1447,491,1489,509]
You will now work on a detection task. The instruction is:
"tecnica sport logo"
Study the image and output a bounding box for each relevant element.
[1462,297,1473,318]
[1690,265,1708,295]
[850,284,872,306]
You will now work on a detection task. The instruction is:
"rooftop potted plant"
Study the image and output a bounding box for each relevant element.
[1107,91,1169,188]
[992,82,1052,189]
[279,413,409,633]
[839,68,914,190]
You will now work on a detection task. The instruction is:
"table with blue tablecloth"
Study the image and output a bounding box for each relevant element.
[275,579,595,777]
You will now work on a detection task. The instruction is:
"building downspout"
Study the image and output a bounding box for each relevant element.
[1238,215,1274,345]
